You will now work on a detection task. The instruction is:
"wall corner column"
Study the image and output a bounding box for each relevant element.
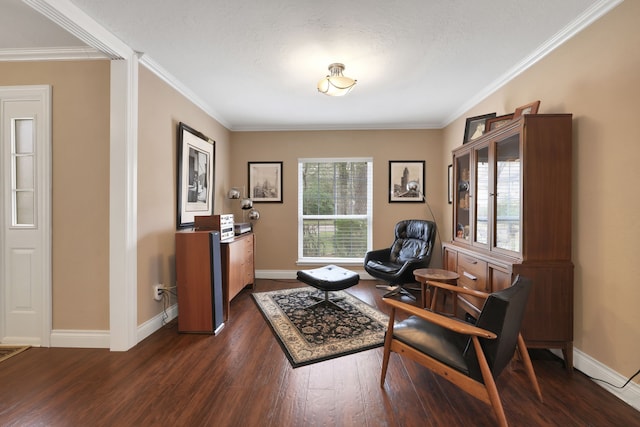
[109,56,139,351]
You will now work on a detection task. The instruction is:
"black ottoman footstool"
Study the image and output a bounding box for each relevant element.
[296,265,360,310]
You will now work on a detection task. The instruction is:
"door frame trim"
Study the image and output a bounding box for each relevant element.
[25,0,139,351]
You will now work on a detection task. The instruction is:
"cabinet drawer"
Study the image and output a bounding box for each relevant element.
[457,255,487,292]
[489,264,512,292]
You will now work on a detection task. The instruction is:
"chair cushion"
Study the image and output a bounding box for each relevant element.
[390,238,429,263]
[393,315,470,375]
[296,265,360,291]
[366,260,402,274]
[396,219,435,241]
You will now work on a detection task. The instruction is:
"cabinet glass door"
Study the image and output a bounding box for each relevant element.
[474,146,489,246]
[494,134,521,252]
[454,152,470,241]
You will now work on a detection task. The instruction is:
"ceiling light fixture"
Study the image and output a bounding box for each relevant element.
[317,63,357,96]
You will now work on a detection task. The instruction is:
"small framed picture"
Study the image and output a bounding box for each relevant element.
[176,122,215,229]
[463,113,496,144]
[486,113,515,131]
[513,100,540,119]
[389,160,425,203]
[248,161,283,203]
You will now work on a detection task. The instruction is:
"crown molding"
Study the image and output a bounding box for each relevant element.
[23,0,132,59]
[138,55,231,130]
[443,0,624,127]
[0,46,109,61]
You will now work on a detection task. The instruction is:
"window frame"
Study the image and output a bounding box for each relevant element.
[297,157,373,265]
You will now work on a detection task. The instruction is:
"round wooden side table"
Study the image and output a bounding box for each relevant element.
[413,268,459,311]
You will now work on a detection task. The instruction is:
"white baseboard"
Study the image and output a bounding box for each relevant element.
[551,348,640,411]
[49,304,178,349]
[1,336,46,346]
[50,329,110,348]
[136,303,178,343]
[255,269,297,279]
[256,269,374,281]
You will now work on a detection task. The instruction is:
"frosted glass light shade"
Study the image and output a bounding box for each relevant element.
[317,63,357,96]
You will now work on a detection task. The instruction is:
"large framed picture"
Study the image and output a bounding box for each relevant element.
[248,161,283,203]
[389,160,425,203]
[463,112,496,144]
[176,122,215,229]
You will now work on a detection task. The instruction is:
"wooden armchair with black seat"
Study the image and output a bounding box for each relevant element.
[380,275,543,427]
[364,219,436,299]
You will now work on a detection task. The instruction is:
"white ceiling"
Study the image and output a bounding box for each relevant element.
[1,0,618,130]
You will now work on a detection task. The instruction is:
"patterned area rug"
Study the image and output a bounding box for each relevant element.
[253,286,389,368]
[0,345,29,363]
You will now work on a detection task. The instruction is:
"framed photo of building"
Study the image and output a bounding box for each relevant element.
[389,160,425,203]
[248,161,283,203]
[177,122,215,229]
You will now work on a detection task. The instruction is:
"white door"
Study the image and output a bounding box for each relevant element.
[0,86,51,346]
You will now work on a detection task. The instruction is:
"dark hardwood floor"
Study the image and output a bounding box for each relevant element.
[0,279,637,426]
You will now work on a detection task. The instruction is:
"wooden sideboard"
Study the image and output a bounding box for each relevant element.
[175,230,255,332]
[220,232,255,320]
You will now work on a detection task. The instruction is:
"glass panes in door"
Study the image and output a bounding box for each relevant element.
[11,118,36,226]
[474,146,489,245]
[455,152,471,241]
[494,135,521,252]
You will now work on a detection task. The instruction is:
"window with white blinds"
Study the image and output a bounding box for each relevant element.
[298,158,373,263]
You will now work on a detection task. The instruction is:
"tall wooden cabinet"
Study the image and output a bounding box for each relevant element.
[175,230,255,332]
[443,114,574,368]
[175,230,225,334]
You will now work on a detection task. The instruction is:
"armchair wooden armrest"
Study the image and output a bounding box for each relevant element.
[426,279,489,299]
[420,279,489,315]
[382,297,496,339]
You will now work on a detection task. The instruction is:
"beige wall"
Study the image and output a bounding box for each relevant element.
[230,129,445,271]
[441,1,640,381]
[137,65,232,323]
[0,61,111,330]
[0,60,232,330]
